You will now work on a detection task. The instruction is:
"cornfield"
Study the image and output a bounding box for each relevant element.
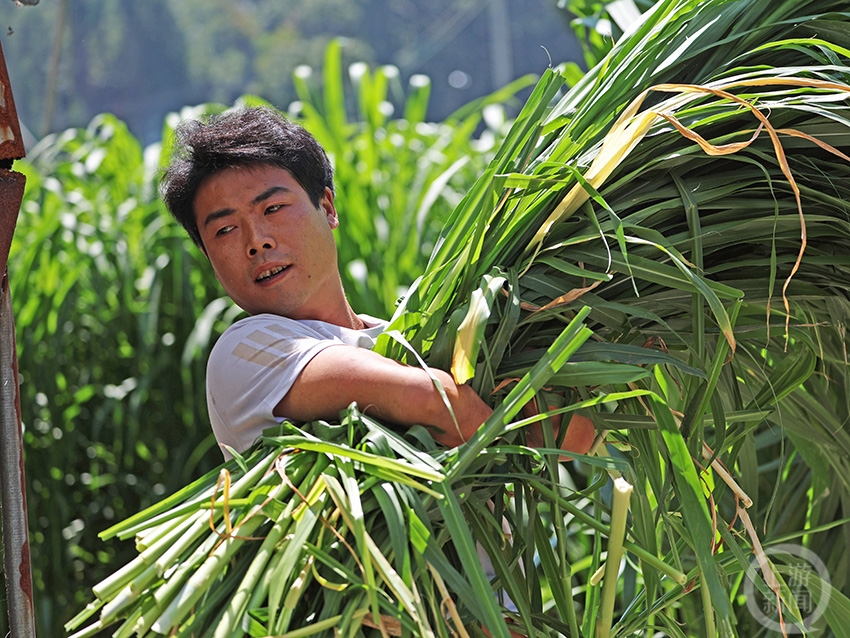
[64,0,850,636]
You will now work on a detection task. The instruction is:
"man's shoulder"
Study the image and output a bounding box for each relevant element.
[221,313,310,336]
[213,313,331,353]
[215,312,388,351]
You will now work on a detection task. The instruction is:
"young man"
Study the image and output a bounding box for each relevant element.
[161,106,593,459]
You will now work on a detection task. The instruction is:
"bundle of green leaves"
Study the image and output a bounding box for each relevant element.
[67,0,850,636]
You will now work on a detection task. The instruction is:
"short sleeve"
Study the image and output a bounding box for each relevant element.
[206,313,387,459]
[206,315,346,457]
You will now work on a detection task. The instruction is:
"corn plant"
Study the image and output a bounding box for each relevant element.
[11,114,227,635]
[65,0,850,637]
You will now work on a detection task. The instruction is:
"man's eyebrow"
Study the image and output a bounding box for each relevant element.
[201,186,291,228]
[202,207,235,228]
[251,185,290,206]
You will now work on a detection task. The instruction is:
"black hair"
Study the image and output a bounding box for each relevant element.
[160,106,334,248]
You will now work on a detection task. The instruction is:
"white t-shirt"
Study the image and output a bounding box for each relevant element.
[206,312,387,459]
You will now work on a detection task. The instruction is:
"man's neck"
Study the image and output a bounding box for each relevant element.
[286,302,365,330]
[341,305,367,330]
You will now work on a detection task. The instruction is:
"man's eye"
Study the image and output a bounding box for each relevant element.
[216,225,235,236]
[265,204,283,214]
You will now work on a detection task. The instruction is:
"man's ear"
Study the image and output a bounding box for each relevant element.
[321,187,339,229]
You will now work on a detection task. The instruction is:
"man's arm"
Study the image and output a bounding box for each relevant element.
[274,344,491,447]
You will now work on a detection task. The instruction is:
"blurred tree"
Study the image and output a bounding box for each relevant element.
[168,0,365,110]
[3,0,193,142]
[2,0,581,146]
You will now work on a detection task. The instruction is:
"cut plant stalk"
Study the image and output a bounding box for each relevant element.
[211,456,330,637]
[596,477,634,638]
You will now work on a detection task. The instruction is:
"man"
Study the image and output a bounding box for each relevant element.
[161,106,593,459]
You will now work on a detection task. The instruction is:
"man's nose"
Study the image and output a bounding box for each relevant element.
[246,223,276,256]
[248,242,272,256]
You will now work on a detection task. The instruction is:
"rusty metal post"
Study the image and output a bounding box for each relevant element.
[0,38,37,637]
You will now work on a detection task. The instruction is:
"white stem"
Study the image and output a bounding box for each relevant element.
[596,477,634,638]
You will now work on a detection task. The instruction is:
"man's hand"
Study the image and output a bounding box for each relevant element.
[274,344,492,447]
[521,392,596,461]
[522,397,596,459]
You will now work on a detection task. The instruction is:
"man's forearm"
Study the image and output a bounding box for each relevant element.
[273,344,492,447]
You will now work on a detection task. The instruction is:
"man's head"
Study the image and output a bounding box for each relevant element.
[161,106,334,249]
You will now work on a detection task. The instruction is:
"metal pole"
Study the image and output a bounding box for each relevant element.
[0,273,35,638]
[0,37,37,637]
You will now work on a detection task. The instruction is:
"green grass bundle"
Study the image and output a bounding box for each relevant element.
[67,0,850,636]
[66,410,482,637]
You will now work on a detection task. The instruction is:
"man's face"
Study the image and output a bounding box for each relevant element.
[193,164,342,320]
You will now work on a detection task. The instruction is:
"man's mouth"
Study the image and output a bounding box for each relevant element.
[255,265,287,282]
